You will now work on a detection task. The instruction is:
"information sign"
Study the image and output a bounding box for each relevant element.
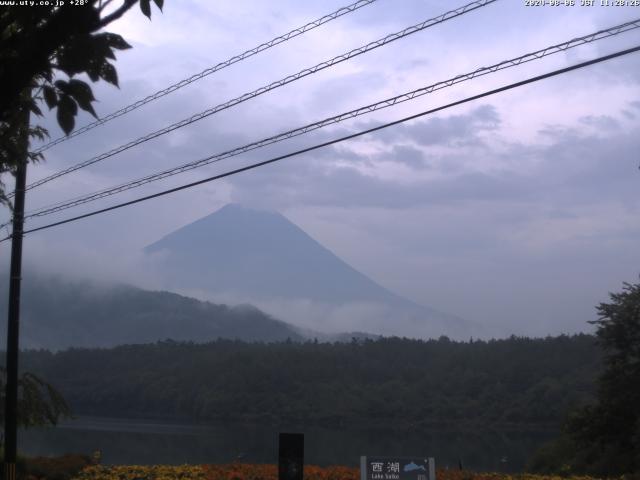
[360,457,435,480]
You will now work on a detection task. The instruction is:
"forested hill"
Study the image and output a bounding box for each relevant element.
[0,275,305,349]
[17,334,599,429]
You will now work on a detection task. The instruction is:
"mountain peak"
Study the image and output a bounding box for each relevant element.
[145,203,318,257]
[175,203,283,229]
[144,204,473,338]
[215,203,275,216]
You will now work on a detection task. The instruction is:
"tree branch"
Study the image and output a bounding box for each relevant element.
[98,0,138,28]
[98,0,116,13]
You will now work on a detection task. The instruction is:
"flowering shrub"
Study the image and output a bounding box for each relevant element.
[68,464,609,480]
[70,464,359,480]
[203,464,359,480]
[72,465,207,480]
[436,472,598,480]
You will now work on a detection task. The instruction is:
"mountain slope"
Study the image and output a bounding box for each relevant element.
[146,204,405,303]
[0,275,304,349]
[145,204,474,338]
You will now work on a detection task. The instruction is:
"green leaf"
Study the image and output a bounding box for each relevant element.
[56,31,123,77]
[54,79,69,93]
[103,33,132,50]
[67,79,98,119]
[99,62,119,87]
[153,0,164,11]
[103,47,116,60]
[140,0,151,19]
[86,60,101,82]
[42,86,58,109]
[56,38,94,77]
[62,94,78,116]
[75,99,98,119]
[84,33,116,61]
[57,95,77,135]
[29,125,49,143]
[0,367,70,429]
[29,102,43,117]
[68,79,95,102]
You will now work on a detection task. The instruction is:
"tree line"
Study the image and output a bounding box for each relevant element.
[14,334,599,430]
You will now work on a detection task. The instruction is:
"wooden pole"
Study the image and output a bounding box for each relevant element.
[3,106,29,480]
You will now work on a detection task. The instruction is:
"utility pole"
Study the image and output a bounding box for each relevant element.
[3,106,29,480]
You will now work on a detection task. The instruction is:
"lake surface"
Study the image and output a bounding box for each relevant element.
[20,416,555,472]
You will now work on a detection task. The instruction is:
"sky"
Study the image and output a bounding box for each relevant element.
[1,0,639,337]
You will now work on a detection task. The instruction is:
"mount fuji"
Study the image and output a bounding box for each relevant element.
[144,204,477,339]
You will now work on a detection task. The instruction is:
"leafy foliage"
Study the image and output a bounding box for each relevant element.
[0,366,71,429]
[529,279,640,476]
[0,0,163,204]
[569,280,640,475]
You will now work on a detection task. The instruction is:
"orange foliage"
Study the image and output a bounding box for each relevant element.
[200,465,603,480]
[202,464,359,480]
[69,464,607,480]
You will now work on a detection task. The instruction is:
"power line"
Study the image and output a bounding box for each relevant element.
[2,44,636,243]
[21,18,640,220]
[18,0,496,195]
[32,0,380,155]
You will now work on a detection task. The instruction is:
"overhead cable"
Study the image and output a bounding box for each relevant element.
[18,0,497,195]
[2,44,636,242]
[32,0,380,154]
[22,18,640,220]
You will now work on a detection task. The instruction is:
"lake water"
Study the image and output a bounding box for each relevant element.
[19,416,555,472]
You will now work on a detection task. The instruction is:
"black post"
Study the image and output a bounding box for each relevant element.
[278,433,304,480]
[3,108,29,480]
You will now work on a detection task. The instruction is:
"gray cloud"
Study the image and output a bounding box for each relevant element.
[230,103,639,212]
[224,102,640,337]
[354,104,500,148]
[621,110,635,120]
[386,145,429,169]
[2,0,639,340]
[405,104,500,147]
[579,115,620,131]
